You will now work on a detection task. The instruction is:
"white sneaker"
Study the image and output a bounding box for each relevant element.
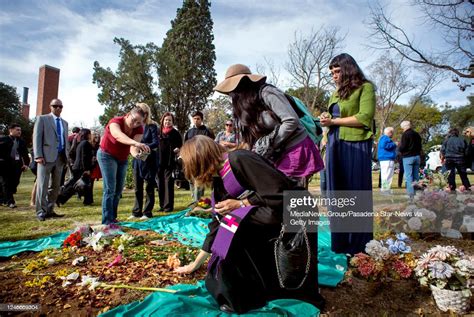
[140,215,151,220]
[127,215,140,220]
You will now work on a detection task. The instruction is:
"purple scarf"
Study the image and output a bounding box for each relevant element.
[208,154,255,270]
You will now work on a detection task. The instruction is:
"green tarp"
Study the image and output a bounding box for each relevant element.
[0,232,70,258]
[100,281,320,317]
[0,210,346,316]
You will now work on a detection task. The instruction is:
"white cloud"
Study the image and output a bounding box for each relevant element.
[1,0,469,129]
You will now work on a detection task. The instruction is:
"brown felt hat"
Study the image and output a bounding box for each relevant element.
[214,64,266,93]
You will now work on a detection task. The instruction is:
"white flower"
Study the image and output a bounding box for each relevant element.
[77,275,101,290]
[118,244,124,252]
[365,240,390,261]
[45,258,55,265]
[427,245,459,261]
[72,256,87,266]
[455,259,474,275]
[408,217,422,231]
[429,261,454,279]
[83,232,105,252]
[61,272,80,287]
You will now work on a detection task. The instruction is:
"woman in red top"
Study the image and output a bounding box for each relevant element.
[97,106,150,224]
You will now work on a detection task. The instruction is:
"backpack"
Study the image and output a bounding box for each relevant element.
[259,84,323,145]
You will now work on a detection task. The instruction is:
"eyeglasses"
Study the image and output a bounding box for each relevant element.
[52,105,63,109]
[330,69,341,76]
[130,113,143,125]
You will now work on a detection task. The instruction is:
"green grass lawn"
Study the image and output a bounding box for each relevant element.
[1,170,473,242]
[0,171,196,242]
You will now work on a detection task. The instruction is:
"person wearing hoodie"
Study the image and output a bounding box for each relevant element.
[377,127,397,194]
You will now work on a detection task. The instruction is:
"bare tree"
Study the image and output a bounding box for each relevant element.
[370,54,415,134]
[285,26,345,113]
[369,54,443,135]
[369,1,474,90]
[255,57,282,87]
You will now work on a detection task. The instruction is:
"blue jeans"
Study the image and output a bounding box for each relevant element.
[403,155,420,196]
[97,149,128,224]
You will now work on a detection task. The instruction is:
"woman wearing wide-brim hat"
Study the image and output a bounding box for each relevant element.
[214,64,323,187]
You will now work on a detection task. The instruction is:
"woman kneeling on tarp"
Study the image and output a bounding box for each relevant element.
[175,135,324,314]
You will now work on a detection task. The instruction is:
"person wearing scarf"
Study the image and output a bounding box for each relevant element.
[157,112,182,212]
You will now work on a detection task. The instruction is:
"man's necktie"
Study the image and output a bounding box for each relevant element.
[56,118,63,152]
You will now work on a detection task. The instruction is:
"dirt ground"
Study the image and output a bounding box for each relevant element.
[1,231,473,316]
[320,236,474,316]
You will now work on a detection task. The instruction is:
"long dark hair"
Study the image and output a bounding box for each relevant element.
[329,53,369,100]
[230,76,276,146]
[79,128,91,141]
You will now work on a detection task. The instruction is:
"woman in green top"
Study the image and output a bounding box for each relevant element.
[320,53,376,256]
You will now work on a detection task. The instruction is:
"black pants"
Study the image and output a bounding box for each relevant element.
[0,161,22,205]
[158,168,175,212]
[83,179,94,205]
[398,159,404,188]
[132,168,156,217]
[445,158,471,190]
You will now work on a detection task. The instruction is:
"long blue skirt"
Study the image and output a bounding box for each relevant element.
[326,106,373,255]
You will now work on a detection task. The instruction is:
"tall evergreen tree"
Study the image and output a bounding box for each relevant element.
[0,82,33,145]
[158,0,216,134]
[93,38,160,126]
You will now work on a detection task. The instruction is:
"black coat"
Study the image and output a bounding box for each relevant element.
[0,135,30,166]
[133,124,159,180]
[441,135,470,159]
[158,128,182,169]
[72,140,93,172]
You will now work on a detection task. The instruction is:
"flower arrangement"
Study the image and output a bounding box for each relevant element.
[186,197,213,218]
[197,198,211,209]
[415,245,474,295]
[62,224,124,252]
[349,233,415,282]
[63,232,83,248]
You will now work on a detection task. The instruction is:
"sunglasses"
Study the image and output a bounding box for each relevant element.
[225,124,233,126]
[52,105,63,109]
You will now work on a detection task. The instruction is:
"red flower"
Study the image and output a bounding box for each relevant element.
[63,232,82,247]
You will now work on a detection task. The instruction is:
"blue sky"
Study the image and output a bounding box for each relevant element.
[0,0,471,127]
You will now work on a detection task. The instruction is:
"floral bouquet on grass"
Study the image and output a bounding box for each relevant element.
[415,245,474,296]
[186,197,212,218]
[349,233,415,283]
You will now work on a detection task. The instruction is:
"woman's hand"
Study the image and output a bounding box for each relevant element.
[214,199,241,215]
[175,250,209,274]
[134,142,150,153]
[320,117,334,127]
[175,262,199,274]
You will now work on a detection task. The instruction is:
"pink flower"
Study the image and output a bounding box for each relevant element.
[107,254,123,268]
[393,260,412,278]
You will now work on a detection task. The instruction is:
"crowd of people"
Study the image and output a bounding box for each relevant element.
[376,122,473,198]
[1,53,473,314]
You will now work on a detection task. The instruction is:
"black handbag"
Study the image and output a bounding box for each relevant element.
[274,223,311,290]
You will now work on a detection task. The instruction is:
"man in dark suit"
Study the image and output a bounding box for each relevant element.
[33,99,69,221]
[0,123,30,208]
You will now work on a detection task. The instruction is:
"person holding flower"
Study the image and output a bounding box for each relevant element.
[320,53,375,256]
[174,136,323,314]
[98,106,150,224]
